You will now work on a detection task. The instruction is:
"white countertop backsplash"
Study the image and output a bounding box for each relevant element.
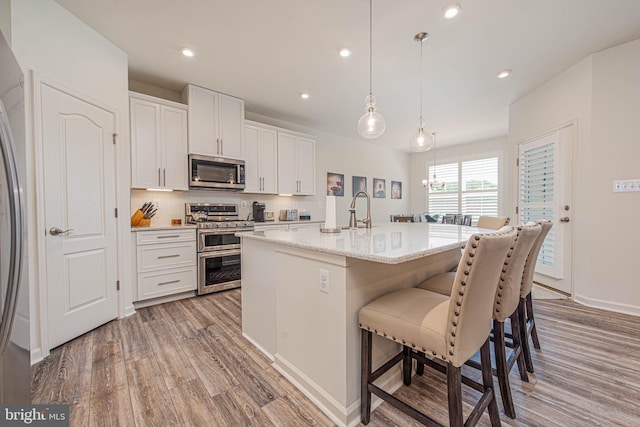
[237,223,488,264]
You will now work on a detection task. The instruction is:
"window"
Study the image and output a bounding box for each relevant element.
[427,156,499,224]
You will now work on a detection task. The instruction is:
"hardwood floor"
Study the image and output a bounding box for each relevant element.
[32,291,640,426]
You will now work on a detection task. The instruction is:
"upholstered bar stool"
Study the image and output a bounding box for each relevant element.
[519,220,553,374]
[477,216,510,230]
[359,228,516,427]
[417,224,542,419]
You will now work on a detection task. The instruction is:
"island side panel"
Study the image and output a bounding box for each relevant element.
[241,238,278,358]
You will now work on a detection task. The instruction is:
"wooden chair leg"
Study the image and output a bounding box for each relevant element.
[493,320,516,419]
[518,298,535,374]
[480,338,502,427]
[526,293,541,349]
[360,329,372,425]
[403,346,412,386]
[416,351,425,375]
[510,310,529,382]
[447,364,464,427]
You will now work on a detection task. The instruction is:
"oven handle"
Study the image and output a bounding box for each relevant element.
[198,249,241,259]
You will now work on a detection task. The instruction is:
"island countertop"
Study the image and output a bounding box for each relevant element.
[237,222,488,264]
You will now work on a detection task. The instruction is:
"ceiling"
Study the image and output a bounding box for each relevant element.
[56,0,640,151]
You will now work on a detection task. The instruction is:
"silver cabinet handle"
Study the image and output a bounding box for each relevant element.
[220,139,223,155]
[158,168,161,186]
[163,168,166,187]
[157,254,180,259]
[560,217,570,223]
[157,234,180,239]
[158,279,180,286]
[50,227,74,236]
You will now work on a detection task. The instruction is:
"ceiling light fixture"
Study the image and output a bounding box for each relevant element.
[409,32,433,152]
[443,4,462,19]
[357,0,385,139]
[300,93,310,99]
[429,132,445,191]
[339,48,352,58]
[497,68,511,79]
[181,48,195,57]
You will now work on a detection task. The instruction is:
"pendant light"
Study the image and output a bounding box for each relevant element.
[357,0,386,139]
[410,32,433,152]
[429,132,445,191]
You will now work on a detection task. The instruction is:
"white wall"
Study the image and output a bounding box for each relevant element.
[408,136,510,217]
[510,39,640,315]
[8,0,132,361]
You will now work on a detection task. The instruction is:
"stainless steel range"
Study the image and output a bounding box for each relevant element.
[186,203,254,295]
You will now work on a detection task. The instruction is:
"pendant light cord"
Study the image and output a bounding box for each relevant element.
[369,0,373,97]
[419,38,423,121]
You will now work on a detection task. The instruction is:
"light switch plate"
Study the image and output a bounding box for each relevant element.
[319,268,330,294]
[613,179,639,192]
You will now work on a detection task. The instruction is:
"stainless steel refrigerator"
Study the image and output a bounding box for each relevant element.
[0,30,30,403]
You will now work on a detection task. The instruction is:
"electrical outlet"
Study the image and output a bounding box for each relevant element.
[319,268,330,294]
[153,199,160,208]
[240,201,247,208]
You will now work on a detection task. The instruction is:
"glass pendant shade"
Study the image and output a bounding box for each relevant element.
[409,121,433,151]
[358,95,386,138]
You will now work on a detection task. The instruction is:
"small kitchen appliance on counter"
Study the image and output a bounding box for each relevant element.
[279,209,299,221]
[264,210,275,221]
[252,201,266,222]
[185,203,254,295]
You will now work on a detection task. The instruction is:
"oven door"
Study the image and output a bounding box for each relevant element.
[198,249,241,295]
[198,229,241,252]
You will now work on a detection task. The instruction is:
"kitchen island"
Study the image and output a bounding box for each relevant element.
[238,223,487,426]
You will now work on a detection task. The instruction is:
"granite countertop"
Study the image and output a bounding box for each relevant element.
[254,220,323,226]
[237,223,489,264]
[131,224,197,232]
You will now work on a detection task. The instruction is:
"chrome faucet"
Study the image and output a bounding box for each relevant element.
[349,191,372,228]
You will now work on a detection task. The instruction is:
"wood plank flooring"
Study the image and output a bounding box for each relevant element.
[32,290,640,426]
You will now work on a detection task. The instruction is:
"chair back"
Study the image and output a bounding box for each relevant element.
[446,227,517,367]
[520,220,553,297]
[493,224,541,322]
[477,215,510,230]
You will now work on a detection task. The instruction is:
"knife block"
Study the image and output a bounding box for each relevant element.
[131,209,150,226]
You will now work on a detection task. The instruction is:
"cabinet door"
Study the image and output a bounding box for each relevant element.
[161,105,188,190]
[277,132,297,194]
[188,86,218,156]
[296,136,316,195]
[260,128,278,194]
[130,97,161,188]
[218,94,244,159]
[243,124,261,192]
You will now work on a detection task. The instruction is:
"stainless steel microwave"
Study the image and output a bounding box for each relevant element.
[189,154,245,190]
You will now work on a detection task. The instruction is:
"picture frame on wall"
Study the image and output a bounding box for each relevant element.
[327,172,344,196]
[352,176,367,197]
[373,178,386,198]
[391,181,402,199]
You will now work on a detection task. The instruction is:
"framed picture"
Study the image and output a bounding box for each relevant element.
[391,181,402,199]
[327,172,344,196]
[352,176,367,197]
[373,178,386,198]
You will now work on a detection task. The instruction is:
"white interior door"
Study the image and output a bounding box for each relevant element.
[518,126,573,294]
[40,82,118,349]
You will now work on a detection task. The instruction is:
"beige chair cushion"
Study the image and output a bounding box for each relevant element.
[520,220,553,297]
[477,216,510,230]
[359,228,517,367]
[416,271,456,296]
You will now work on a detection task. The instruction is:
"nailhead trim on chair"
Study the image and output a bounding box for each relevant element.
[493,226,522,316]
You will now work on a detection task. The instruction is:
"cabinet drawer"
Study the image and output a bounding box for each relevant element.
[137,241,197,272]
[137,267,196,300]
[136,229,195,245]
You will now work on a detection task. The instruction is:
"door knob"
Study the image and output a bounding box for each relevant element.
[50,227,74,236]
[559,217,570,223]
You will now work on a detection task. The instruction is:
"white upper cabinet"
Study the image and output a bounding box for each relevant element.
[277,131,316,195]
[130,92,188,190]
[244,122,278,194]
[183,84,244,159]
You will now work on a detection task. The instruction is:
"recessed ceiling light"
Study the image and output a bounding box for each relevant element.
[181,48,195,57]
[443,4,462,19]
[497,69,512,79]
[339,48,352,58]
[300,93,310,99]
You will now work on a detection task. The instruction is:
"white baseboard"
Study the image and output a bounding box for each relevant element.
[132,290,195,309]
[574,293,640,317]
[241,333,274,362]
[30,347,46,365]
[123,304,136,318]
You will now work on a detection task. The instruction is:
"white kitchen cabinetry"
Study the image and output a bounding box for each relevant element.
[277,131,316,195]
[244,121,278,194]
[133,228,197,302]
[183,84,244,159]
[130,92,188,190]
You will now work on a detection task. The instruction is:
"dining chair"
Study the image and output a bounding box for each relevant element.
[359,227,516,426]
[477,216,510,230]
[417,223,542,419]
[518,220,553,373]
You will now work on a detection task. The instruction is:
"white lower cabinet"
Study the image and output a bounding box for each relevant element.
[133,228,197,302]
